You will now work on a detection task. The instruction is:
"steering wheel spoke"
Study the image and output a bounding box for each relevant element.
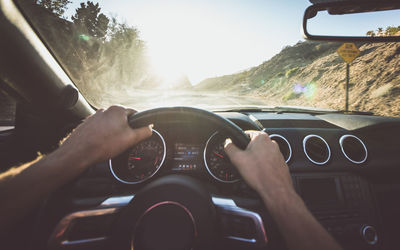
[212,197,268,246]
[48,194,268,250]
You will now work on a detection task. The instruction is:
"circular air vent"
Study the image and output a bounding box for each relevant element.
[270,134,292,163]
[339,135,368,164]
[303,135,331,165]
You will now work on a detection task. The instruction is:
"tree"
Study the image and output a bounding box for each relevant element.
[366,30,375,37]
[102,17,149,86]
[108,18,143,48]
[385,26,400,36]
[37,0,71,17]
[377,27,383,36]
[71,1,109,40]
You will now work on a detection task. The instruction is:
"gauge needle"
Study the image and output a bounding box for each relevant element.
[154,156,158,166]
[130,157,141,160]
[213,152,224,158]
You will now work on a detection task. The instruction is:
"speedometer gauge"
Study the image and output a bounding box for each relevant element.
[110,129,166,184]
[204,132,240,183]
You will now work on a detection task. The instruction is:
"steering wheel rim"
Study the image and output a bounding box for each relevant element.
[108,107,251,250]
[128,106,250,150]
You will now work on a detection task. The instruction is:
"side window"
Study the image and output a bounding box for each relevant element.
[0,91,16,131]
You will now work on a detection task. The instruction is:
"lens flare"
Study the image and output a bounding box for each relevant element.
[79,34,90,41]
[292,82,317,99]
[293,83,305,94]
[304,83,317,99]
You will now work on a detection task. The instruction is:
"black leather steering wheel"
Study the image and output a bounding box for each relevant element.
[128,106,251,150]
[108,107,252,250]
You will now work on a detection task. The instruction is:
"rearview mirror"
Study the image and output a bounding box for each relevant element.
[303,1,400,42]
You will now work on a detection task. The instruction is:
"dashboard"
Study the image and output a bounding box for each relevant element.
[109,121,370,186]
[49,111,400,250]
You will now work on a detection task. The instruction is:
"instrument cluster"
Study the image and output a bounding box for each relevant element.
[110,129,239,184]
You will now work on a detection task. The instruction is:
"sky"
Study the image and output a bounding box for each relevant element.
[65,0,400,84]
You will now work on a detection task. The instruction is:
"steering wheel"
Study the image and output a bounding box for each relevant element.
[48,107,267,250]
[110,107,252,250]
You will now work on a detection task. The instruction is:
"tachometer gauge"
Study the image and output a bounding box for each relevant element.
[110,129,166,184]
[204,131,240,183]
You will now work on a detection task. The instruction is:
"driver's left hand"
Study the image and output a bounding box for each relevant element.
[58,105,153,170]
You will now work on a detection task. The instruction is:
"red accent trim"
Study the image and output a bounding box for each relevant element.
[132,201,198,248]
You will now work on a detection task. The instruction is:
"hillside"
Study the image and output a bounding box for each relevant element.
[195,41,400,116]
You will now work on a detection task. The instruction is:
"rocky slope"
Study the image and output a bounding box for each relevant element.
[195,41,400,116]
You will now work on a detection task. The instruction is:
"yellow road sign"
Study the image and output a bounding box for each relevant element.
[337,43,360,64]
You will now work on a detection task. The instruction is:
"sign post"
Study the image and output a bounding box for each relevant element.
[346,64,349,111]
[337,43,360,112]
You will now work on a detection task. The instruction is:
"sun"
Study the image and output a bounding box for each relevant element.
[139,1,258,88]
[139,3,223,88]
[148,50,187,89]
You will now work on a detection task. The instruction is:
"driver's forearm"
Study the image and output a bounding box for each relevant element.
[260,189,342,250]
[0,147,86,234]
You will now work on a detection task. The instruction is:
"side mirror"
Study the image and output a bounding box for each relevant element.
[303,0,400,42]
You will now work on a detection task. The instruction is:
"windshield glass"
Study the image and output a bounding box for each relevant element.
[16,0,400,116]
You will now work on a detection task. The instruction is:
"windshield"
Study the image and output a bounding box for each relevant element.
[16,0,400,116]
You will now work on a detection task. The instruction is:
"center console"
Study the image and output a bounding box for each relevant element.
[294,173,379,249]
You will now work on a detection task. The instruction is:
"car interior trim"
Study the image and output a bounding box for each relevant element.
[339,134,368,164]
[269,134,293,163]
[303,134,331,165]
[47,207,119,248]
[211,196,237,207]
[100,195,135,208]
[60,237,108,246]
[361,225,378,245]
[212,197,268,245]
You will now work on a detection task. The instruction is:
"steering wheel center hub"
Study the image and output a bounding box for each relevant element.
[111,175,217,250]
[133,201,197,250]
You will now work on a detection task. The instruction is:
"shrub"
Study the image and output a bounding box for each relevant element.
[282,90,301,101]
[285,67,299,78]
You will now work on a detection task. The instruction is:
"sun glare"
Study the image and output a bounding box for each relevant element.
[144,4,213,87]
[137,2,259,87]
[149,55,185,89]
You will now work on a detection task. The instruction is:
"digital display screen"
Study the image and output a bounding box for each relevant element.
[173,143,200,160]
[300,178,339,206]
[172,143,201,170]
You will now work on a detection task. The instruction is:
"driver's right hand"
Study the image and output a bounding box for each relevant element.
[224,131,295,204]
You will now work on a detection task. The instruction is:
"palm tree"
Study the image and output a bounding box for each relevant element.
[377,27,383,36]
